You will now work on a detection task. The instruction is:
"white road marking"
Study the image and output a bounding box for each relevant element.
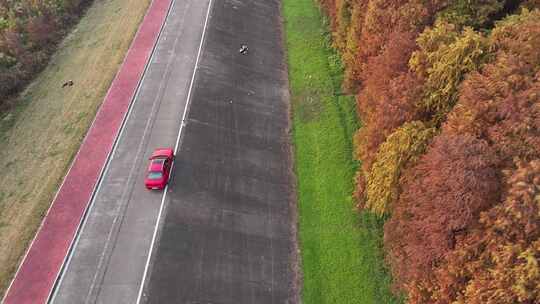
[1,8,170,300]
[82,1,193,302]
[48,0,176,302]
[135,0,214,303]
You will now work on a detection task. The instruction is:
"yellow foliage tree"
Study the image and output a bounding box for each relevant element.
[437,0,505,28]
[363,121,436,216]
[410,20,489,123]
[333,0,352,52]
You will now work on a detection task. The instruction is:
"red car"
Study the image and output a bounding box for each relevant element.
[145,148,174,190]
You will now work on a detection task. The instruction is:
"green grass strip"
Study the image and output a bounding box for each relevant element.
[282,0,401,303]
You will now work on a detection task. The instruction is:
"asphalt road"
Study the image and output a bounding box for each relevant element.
[140,0,296,302]
[51,0,296,303]
[50,0,211,302]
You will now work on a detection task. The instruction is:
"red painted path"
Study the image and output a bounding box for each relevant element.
[2,0,171,302]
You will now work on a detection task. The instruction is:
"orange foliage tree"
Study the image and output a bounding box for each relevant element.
[383,133,500,290]
[354,30,422,178]
[414,160,540,304]
[317,1,540,302]
[445,9,540,168]
[383,8,540,302]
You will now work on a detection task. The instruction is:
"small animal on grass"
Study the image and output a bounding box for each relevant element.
[62,80,74,88]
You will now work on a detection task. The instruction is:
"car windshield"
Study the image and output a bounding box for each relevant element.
[147,171,163,180]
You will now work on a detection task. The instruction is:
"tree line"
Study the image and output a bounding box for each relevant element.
[319,0,539,303]
[0,0,92,106]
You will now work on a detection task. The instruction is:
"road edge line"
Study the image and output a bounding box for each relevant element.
[47,0,175,302]
[135,0,214,302]
[1,1,171,303]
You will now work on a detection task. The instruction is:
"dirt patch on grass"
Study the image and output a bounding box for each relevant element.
[0,0,152,296]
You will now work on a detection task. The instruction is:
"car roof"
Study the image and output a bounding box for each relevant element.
[149,161,164,172]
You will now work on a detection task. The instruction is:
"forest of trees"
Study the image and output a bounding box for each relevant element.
[0,0,92,106]
[319,0,540,303]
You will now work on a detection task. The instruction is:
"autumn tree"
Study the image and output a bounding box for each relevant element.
[341,0,367,91]
[0,0,92,102]
[351,0,446,201]
[414,160,540,304]
[362,121,436,215]
[437,0,506,29]
[384,134,500,290]
[318,0,449,92]
[445,8,540,168]
[521,0,540,9]
[410,20,489,122]
[332,0,352,52]
[317,1,540,302]
[392,10,540,301]
[354,30,422,177]
[319,0,337,19]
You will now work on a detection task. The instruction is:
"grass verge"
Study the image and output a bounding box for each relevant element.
[0,0,152,296]
[282,0,401,303]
